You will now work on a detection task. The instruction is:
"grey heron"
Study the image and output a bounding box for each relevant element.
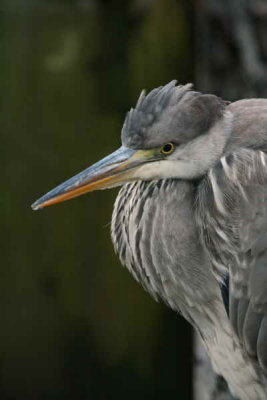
[32,81,267,400]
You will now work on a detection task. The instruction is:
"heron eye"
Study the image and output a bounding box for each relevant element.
[160,142,175,155]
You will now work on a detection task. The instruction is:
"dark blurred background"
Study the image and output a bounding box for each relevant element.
[1,1,267,399]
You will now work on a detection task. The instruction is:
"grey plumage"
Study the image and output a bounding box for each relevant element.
[32,81,267,400]
[122,80,227,149]
[115,83,267,399]
[197,149,267,370]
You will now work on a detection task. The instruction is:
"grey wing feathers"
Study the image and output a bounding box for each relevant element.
[198,149,267,373]
[236,183,267,372]
[226,99,267,152]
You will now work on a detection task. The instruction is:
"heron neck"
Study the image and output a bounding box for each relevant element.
[111,179,222,323]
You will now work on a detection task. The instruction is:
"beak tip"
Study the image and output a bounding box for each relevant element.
[31,200,43,211]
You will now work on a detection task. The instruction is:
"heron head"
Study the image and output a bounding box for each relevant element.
[32,81,232,210]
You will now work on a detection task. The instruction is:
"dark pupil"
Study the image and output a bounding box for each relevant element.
[163,143,172,153]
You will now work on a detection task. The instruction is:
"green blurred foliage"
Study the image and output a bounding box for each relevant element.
[1,0,193,399]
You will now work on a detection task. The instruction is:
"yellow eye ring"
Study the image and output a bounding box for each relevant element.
[160,142,175,155]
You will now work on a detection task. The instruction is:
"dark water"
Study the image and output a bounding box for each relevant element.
[1,1,193,398]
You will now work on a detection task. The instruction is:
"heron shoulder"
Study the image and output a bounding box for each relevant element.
[226,99,267,152]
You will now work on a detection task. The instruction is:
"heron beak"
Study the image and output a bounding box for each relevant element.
[31,146,155,210]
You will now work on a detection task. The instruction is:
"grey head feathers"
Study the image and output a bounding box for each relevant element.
[121,80,228,149]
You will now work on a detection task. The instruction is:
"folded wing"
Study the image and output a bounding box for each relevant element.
[197,149,267,373]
